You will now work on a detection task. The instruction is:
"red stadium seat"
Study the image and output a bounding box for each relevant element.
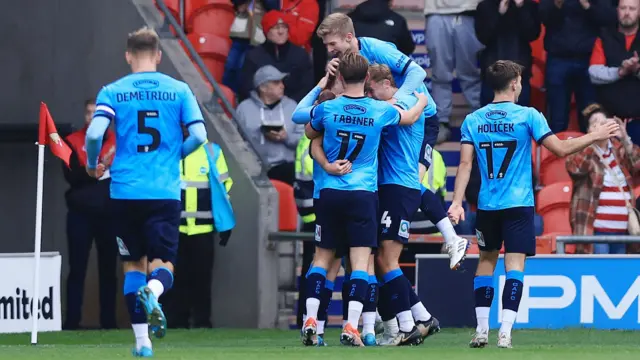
[536,182,572,234]
[187,0,235,36]
[155,0,185,34]
[204,82,237,118]
[184,33,231,84]
[530,25,546,67]
[271,180,298,231]
[529,63,546,113]
[635,185,640,199]
[539,131,583,185]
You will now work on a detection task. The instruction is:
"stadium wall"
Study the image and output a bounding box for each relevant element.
[0,0,279,328]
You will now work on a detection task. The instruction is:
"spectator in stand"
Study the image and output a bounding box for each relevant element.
[239,10,314,103]
[63,99,117,330]
[223,0,279,93]
[475,0,541,106]
[566,104,640,254]
[425,0,484,142]
[236,65,303,185]
[539,0,617,133]
[589,0,640,145]
[348,0,416,56]
[281,0,319,52]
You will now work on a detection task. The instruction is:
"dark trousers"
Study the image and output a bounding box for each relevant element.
[268,161,295,186]
[545,56,595,133]
[296,222,316,328]
[481,74,531,107]
[64,210,117,329]
[163,232,215,328]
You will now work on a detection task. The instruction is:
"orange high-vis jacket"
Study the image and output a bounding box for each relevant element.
[281,0,318,52]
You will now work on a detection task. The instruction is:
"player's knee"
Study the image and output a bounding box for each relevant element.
[504,253,526,272]
[349,247,372,272]
[327,258,342,281]
[476,250,499,276]
[312,247,334,269]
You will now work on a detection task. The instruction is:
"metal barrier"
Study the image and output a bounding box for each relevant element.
[155,0,270,177]
[269,231,314,242]
[555,235,640,254]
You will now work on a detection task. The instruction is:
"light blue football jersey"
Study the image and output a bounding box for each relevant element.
[94,72,204,201]
[310,95,400,192]
[460,102,553,210]
[357,37,437,118]
[378,92,424,190]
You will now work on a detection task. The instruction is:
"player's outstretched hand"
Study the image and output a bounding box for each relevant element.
[447,203,465,225]
[324,159,352,176]
[326,58,340,77]
[592,120,620,141]
[414,91,428,108]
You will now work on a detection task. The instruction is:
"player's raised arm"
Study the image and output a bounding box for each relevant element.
[292,74,330,124]
[180,85,207,158]
[368,39,426,95]
[86,88,114,171]
[398,92,428,125]
[531,109,620,157]
[448,119,475,225]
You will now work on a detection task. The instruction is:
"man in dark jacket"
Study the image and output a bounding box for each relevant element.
[62,99,117,330]
[540,0,617,132]
[475,0,541,106]
[239,10,314,102]
[348,0,416,56]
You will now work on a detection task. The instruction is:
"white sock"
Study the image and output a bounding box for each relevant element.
[376,311,382,322]
[397,310,415,332]
[436,218,457,245]
[411,302,432,322]
[383,318,399,335]
[317,320,325,335]
[362,311,376,335]
[500,309,517,335]
[302,314,307,323]
[347,301,364,329]
[476,307,490,332]
[147,279,164,298]
[132,323,151,350]
[306,298,320,320]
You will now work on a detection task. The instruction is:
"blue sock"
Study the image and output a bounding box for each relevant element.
[474,276,495,308]
[420,187,447,224]
[148,267,174,297]
[408,284,421,307]
[342,273,351,322]
[383,268,411,324]
[124,271,147,325]
[377,282,395,321]
[363,275,378,313]
[346,270,369,327]
[318,280,334,329]
[502,271,524,312]
[305,267,327,302]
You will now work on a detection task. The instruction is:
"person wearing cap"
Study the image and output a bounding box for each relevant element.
[240,10,314,103]
[236,64,304,185]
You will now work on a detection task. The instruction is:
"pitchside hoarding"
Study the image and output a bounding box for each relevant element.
[416,255,640,329]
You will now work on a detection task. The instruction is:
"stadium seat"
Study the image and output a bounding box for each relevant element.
[155,0,184,34]
[271,180,298,231]
[536,181,572,234]
[529,63,546,113]
[184,33,231,84]
[539,131,583,185]
[635,185,640,199]
[204,82,237,119]
[531,25,546,67]
[187,0,235,36]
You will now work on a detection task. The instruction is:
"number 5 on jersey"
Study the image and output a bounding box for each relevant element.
[138,110,161,153]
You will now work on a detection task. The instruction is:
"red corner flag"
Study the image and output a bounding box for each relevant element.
[38,102,72,167]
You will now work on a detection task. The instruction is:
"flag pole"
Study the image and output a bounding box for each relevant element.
[30,142,45,345]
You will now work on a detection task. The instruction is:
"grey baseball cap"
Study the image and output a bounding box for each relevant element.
[253,65,288,88]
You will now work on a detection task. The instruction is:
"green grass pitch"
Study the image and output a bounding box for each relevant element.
[0,328,636,359]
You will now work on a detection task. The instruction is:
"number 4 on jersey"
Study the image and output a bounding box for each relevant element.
[380,210,392,228]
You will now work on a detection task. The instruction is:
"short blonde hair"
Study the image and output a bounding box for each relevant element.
[339,51,369,84]
[367,64,396,87]
[127,27,160,54]
[316,13,355,38]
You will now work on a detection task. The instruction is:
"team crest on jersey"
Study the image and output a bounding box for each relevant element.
[398,220,410,238]
[116,237,130,256]
[475,230,485,247]
[315,225,321,242]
